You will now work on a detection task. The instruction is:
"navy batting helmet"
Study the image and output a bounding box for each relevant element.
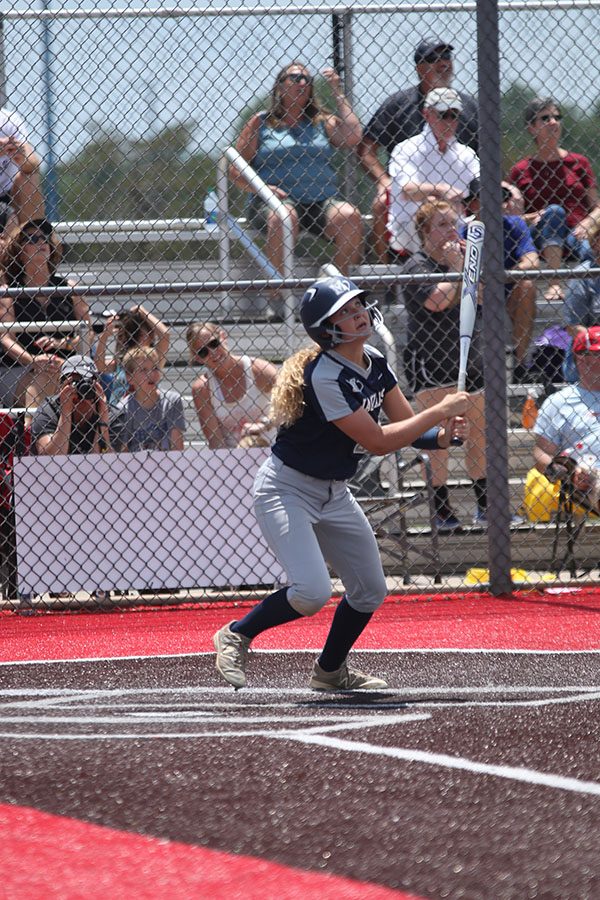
[299,276,381,349]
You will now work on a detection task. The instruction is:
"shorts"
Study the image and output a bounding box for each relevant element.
[248,195,341,237]
[404,337,485,394]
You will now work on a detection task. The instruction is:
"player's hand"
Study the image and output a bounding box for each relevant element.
[437,415,469,448]
[437,391,469,420]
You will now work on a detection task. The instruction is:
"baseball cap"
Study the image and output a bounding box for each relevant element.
[414,38,453,64]
[423,88,463,113]
[572,326,600,354]
[60,355,99,380]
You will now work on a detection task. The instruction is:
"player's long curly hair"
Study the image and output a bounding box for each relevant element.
[269,345,320,428]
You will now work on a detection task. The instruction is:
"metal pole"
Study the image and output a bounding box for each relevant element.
[41,0,59,221]
[331,13,343,76]
[477,0,513,595]
[0,14,6,108]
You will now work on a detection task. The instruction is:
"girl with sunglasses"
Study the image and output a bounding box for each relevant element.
[509,97,600,302]
[0,219,91,413]
[230,61,363,302]
[186,322,278,449]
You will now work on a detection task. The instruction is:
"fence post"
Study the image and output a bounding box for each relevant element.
[477,0,513,595]
[0,13,6,108]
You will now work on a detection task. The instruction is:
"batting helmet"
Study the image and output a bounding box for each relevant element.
[299,276,382,349]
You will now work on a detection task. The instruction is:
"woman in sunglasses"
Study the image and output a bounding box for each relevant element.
[509,97,600,302]
[187,322,278,449]
[0,219,91,412]
[230,61,363,296]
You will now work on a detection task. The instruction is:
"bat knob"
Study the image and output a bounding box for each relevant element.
[450,437,464,447]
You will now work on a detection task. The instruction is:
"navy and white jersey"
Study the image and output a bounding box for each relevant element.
[272,345,397,480]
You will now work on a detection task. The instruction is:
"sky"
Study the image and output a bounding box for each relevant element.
[2,1,600,164]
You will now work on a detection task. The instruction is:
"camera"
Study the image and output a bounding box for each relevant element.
[74,375,98,400]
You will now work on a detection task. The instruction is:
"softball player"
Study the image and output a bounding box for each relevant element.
[213,276,468,690]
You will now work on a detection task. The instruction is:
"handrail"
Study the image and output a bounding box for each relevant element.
[220,147,296,331]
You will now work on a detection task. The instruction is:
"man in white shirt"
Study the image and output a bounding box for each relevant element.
[0,108,45,231]
[387,87,479,256]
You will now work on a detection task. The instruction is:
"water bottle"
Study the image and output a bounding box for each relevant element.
[203,188,218,232]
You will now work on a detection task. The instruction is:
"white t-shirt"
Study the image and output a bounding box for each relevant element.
[387,124,480,254]
[0,108,28,197]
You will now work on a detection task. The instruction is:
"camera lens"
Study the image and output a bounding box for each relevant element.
[76,377,97,400]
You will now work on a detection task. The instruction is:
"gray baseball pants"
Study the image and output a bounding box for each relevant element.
[253,455,387,616]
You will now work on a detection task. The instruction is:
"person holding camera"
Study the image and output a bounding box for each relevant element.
[31,355,114,455]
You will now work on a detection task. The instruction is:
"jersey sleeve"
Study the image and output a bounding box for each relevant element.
[310,365,360,422]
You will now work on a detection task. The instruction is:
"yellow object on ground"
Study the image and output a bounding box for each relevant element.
[464,567,557,587]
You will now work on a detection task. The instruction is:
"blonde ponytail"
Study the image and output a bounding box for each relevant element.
[269,345,321,428]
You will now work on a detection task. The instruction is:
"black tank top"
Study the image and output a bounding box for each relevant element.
[0,275,78,369]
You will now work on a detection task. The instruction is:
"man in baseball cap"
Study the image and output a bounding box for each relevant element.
[422,87,463,113]
[532,326,600,512]
[358,36,478,263]
[572,324,600,355]
[59,354,99,381]
[32,354,113,455]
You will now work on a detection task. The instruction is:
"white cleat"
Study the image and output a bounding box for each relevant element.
[213,621,251,689]
[309,660,388,691]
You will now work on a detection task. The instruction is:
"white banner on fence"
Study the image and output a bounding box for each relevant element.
[13,448,285,596]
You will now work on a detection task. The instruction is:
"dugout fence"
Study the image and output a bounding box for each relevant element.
[0,0,599,609]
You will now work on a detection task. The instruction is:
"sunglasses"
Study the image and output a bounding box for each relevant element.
[23,232,49,245]
[423,49,452,64]
[279,73,311,85]
[537,113,562,123]
[195,337,220,360]
[437,110,460,121]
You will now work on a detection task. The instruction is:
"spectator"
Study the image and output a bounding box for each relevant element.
[94,305,170,406]
[402,199,487,530]
[111,347,186,452]
[0,219,91,413]
[230,61,363,284]
[0,108,45,233]
[32,355,114,455]
[509,97,600,302]
[187,322,278,449]
[388,88,479,259]
[463,178,539,382]
[358,37,478,263]
[561,221,600,383]
[530,326,600,516]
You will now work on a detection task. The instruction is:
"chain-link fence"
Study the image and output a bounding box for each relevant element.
[0,1,599,611]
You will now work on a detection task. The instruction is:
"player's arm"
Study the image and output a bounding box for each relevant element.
[332,387,468,456]
[533,434,560,475]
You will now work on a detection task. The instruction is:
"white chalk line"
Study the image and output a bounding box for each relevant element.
[1,647,599,667]
[273,732,600,798]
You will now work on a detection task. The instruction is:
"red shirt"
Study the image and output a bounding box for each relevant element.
[509,152,596,227]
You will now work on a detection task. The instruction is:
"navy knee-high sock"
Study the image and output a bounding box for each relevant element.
[318,595,373,672]
[230,587,302,640]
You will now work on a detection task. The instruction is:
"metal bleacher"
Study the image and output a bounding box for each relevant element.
[54,215,598,582]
